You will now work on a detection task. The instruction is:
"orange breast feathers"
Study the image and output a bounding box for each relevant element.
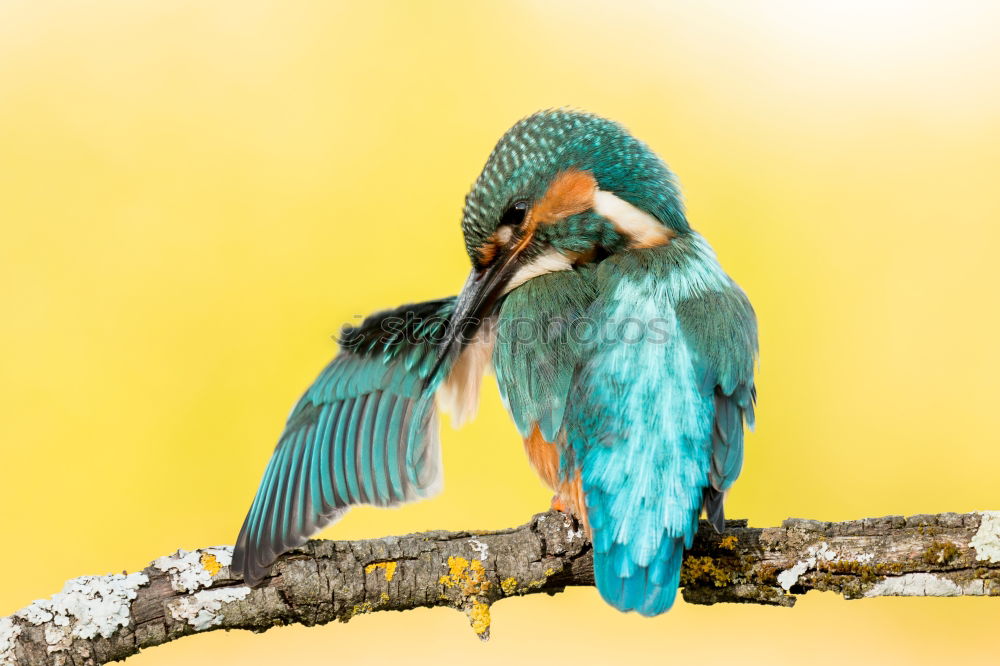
[523,425,590,534]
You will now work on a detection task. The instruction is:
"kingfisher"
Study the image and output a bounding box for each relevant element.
[231,109,757,616]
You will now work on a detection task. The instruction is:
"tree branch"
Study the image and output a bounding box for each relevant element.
[4,510,1000,665]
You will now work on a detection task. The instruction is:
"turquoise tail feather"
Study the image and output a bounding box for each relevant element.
[587,482,699,617]
[594,536,685,616]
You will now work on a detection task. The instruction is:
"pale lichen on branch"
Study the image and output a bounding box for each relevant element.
[3,510,1000,666]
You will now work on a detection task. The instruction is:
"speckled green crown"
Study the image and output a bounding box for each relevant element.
[461,109,688,261]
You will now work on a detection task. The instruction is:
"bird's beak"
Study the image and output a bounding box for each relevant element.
[430,246,523,381]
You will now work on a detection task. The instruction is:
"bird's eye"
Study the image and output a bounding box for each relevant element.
[499,200,529,227]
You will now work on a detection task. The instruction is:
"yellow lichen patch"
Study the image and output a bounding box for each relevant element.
[200,553,222,577]
[523,566,557,590]
[439,556,494,638]
[438,556,467,586]
[439,556,491,596]
[680,556,731,587]
[500,577,518,595]
[820,559,903,584]
[351,601,373,616]
[720,535,739,551]
[468,600,491,637]
[466,560,489,595]
[922,540,960,566]
[365,561,398,582]
[350,593,391,617]
[448,556,469,581]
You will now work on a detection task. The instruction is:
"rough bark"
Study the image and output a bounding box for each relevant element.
[3,510,1000,665]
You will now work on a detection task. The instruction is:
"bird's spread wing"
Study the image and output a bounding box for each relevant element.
[232,297,464,585]
[674,287,757,530]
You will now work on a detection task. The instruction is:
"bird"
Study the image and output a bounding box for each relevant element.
[231,109,757,616]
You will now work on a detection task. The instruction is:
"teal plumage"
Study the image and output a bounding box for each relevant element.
[493,236,755,615]
[493,268,596,441]
[462,110,689,257]
[231,298,455,585]
[575,243,753,615]
[232,110,757,617]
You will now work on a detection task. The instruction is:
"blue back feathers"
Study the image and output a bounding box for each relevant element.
[494,236,757,616]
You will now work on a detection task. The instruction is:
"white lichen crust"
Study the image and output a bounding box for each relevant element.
[468,537,489,560]
[3,511,1000,666]
[0,617,22,666]
[167,588,252,631]
[13,572,148,653]
[153,546,233,592]
[777,542,835,591]
[863,573,995,597]
[970,512,1000,563]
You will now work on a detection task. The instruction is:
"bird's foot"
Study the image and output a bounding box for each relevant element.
[550,494,569,514]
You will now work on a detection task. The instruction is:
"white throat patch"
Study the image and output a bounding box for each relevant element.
[503,249,573,294]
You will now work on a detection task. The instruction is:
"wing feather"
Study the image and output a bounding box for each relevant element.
[386,395,408,499]
[232,297,478,586]
[675,285,757,530]
[370,394,394,504]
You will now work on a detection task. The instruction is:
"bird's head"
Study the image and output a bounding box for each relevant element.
[436,109,688,369]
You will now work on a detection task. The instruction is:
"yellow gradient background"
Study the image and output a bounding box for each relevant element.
[2,1,999,664]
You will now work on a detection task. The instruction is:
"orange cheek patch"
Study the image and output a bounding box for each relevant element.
[475,240,498,267]
[504,169,598,260]
[531,169,598,225]
[475,228,513,268]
